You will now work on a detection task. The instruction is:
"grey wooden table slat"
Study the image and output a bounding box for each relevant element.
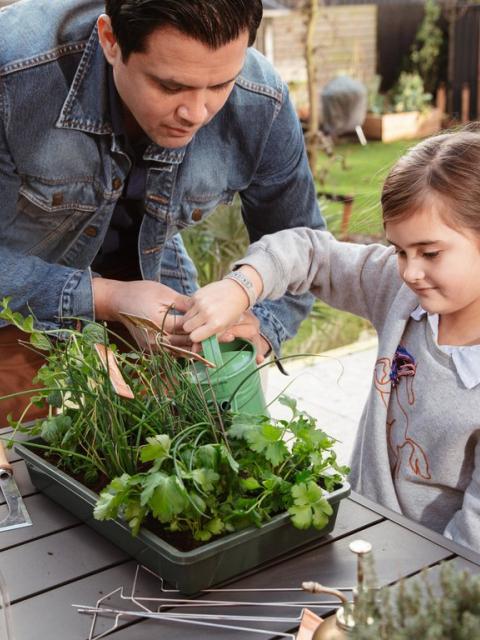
[3,525,129,602]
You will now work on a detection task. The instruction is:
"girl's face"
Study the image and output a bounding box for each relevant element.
[385,203,480,317]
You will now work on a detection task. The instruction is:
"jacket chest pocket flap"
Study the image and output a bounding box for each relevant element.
[18,179,99,217]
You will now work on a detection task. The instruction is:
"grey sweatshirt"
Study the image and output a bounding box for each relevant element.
[237,229,480,552]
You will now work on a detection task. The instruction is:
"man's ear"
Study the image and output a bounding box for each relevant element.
[97,14,120,64]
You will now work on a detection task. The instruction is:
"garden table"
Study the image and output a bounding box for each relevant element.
[2,429,480,640]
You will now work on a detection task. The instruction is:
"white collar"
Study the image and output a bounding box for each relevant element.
[411,305,480,389]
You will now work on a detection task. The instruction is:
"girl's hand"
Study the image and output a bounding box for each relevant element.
[182,266,264,343]
[182,280,249,343]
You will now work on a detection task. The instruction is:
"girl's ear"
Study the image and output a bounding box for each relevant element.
[97,14,120,65]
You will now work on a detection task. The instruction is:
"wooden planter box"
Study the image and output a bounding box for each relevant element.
[362,108,443,142]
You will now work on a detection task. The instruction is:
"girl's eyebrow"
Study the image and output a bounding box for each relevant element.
[386,238,441,249]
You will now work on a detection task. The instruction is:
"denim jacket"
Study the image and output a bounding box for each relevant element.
[0,0,324,353]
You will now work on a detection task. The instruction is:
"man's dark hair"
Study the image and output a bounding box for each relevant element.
[104,0,263,60]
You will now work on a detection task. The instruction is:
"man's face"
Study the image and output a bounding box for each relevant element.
[98,16,249,148]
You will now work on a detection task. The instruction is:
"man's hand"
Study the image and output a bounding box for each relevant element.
[93,278,191,348]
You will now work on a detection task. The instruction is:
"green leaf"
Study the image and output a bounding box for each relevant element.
[246,424,288,466]
[40,415,72,445]
[240,476,261,491]
[147,475,189,522]
[278,395,298,416]
[82,323,108,345]
[288,504,312,529]
[289,481,333,531]
[195,517,225,541]
[140,434,171,463]
[29,331,52,351]
[227,416,259,440]
[190,468,220,492]
[94,474,132,520]
[46,388,63,409]
[194,444,219,470]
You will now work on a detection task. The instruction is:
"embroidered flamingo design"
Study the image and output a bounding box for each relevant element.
[374,346,431,480]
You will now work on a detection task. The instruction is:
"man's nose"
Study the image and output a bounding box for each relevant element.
[176,91,208,127]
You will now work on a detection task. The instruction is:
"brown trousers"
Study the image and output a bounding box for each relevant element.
[0,327,47,427]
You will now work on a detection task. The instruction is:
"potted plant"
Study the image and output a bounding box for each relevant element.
[350,561,480,638]
[1,299,349,594]
[362,72,443,142]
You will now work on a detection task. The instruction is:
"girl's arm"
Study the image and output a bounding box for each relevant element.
[183,227,402,342]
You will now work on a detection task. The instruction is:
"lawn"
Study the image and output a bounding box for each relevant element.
[317,138,412,236]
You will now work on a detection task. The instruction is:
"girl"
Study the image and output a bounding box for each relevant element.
[182,130,480,553]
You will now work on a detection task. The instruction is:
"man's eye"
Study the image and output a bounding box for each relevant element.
[394,249,406,258]
[423,251,440,259]
[158,83,182,94]
[211,82,231,92]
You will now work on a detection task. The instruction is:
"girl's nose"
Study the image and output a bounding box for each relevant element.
[402,259,425,284]
[177,92,208,127]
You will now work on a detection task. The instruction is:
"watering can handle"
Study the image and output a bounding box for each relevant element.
[201,336,224,369]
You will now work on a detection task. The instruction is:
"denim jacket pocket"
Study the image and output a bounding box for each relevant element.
[172,190,236,233]
[16,177,100,259]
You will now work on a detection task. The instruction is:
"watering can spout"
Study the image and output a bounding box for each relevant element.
[197,336,268,416]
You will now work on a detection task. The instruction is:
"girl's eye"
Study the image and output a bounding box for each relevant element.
[423,251,440,259]
[394,249,406,258]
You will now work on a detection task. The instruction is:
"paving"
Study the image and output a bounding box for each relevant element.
[264,337,378,466]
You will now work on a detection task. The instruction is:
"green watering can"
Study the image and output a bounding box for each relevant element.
[193,335,268,416]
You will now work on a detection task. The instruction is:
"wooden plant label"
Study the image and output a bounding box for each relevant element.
[94,344,135,399]
[296,608,323,640]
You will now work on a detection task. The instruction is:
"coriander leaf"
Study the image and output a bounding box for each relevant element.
[240,477,261,491]
[190,468,220,492]
[246,424,288,466]
[40,415,72,445]
[140,434,171,463]
[278,395,298,416]
[194,444,219,470]
[147,475,189,522]
[288,505,312,529]
[290,481,334,531]
[94,473,133,520]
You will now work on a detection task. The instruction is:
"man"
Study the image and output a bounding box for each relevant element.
[0,0,323,422]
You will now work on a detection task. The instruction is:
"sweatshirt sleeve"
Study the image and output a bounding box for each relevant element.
[443,437,480,553]
[234,227,403,330]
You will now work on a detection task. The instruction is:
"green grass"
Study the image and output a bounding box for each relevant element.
[317,139,412,236]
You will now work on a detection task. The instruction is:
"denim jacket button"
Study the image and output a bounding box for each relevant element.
[84,226,98,237]
[112,177,122,191]
[51,192,64,207]
[192,208,203,222]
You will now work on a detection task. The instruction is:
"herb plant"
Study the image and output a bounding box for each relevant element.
[1,299,348,545]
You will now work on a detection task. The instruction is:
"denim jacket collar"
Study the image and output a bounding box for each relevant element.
[56,26,186,164]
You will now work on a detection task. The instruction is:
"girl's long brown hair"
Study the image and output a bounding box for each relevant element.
[382,127,480,233]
